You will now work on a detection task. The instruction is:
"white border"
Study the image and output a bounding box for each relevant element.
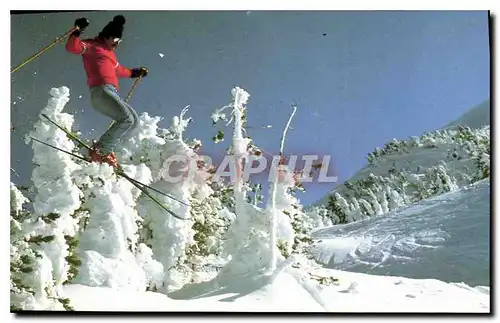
[3,1,498,322]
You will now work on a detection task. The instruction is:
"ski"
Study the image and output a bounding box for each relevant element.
[41,113,189,206]
[30,136,90,163]
[120,172,187,220]
[117,172,189,207]
[30,136,188,221]
[42,113,92,150]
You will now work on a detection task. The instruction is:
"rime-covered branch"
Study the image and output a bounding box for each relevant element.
[269,105,297,271]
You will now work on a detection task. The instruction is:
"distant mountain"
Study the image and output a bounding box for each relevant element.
[445,100,490,130]
[307,99,490,223]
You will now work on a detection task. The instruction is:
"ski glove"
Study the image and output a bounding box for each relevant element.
[72,18,89,37]
[131,67,148,78]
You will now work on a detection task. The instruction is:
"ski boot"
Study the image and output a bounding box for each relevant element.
[89,143,119,169]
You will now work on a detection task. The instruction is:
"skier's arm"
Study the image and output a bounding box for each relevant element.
[65,18,90,55]
[65,35,87,55]
[116,65,149,78]
[115,64,132,78]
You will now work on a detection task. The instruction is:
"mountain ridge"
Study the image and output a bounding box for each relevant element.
[307,99,490,222]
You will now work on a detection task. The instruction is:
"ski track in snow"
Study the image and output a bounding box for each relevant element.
[311,179,490,286]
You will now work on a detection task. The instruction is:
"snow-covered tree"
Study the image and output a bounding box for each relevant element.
[422,163,459,195]
[326,193,348,224]
[475,152,490,181]
[113,106,234,291]
[16,88,165,302]
[20,87,90,310]
[10,183,48,311]
[70,162,154,291]
[18,87,249,297]
[268,163,317,258]
[211,87,274,276]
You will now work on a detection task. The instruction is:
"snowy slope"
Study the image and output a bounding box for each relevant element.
[304,100,490,289]
[445,100,490,130]
[309,99,490,211]
[311,178,490,286]
[61,265,489,312]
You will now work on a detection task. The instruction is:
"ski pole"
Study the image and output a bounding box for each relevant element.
[11,27,78,74]
[11,167,21,180]
[125,75,143,102]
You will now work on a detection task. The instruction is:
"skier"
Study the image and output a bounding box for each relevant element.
[65,15,148,168]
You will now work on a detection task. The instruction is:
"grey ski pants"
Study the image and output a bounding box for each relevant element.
[89,84,139,154]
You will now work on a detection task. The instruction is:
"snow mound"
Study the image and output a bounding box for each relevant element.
[318,268,489,313]
[61,266,489,312]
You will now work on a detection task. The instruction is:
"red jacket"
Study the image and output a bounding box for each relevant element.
[65,35,132,90]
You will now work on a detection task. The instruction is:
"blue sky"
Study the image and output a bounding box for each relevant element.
[11,11,490,205]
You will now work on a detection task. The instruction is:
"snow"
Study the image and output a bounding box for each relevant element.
[10,86,490,313]
[311,178,490,286]
[317,269,489,312]
[10,182,29,212]
[61,265,489,312]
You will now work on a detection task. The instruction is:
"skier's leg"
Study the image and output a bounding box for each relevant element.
[90,84,138,154]
[100,85,140,147]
